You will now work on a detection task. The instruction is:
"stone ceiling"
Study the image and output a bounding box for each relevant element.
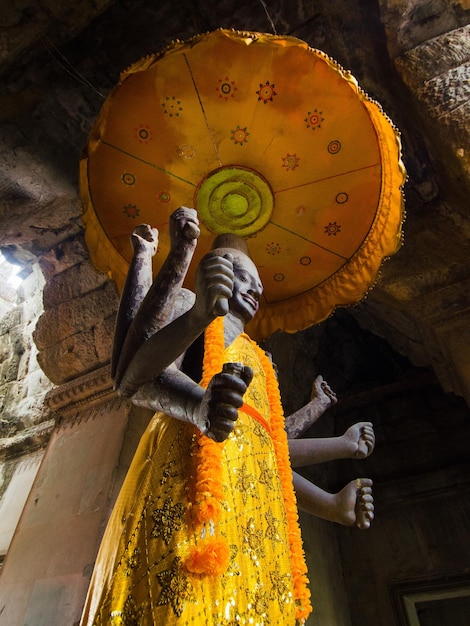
[0,0,469,402]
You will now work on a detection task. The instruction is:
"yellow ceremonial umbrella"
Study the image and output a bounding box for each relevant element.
[80,28,405,339]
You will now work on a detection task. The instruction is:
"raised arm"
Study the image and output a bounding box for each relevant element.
[127,252,253,442]
[284,375,337,439]
[114,207,200,388]
[118,252,235,397]
[111,224,158,380]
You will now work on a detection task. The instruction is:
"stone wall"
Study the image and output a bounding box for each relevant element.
[0,259,54,565]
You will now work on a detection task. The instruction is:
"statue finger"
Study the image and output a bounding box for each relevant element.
[240,365,253,387]
[210,389,244,409]
[206,423,234,443]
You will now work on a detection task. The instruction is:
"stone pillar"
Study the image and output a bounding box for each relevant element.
[0,366,140,626]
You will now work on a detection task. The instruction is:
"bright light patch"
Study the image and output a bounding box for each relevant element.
[0,252,23,289]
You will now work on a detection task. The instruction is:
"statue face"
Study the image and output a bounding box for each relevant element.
[229,253,263,322]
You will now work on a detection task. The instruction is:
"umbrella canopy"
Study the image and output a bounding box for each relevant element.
[80,28,405,339]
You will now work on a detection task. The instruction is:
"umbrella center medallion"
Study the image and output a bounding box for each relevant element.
[195,165,274,237]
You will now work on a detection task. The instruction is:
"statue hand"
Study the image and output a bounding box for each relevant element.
[194,253,234,321]
[198,363,253,442]
[130,224,159,256]
[344,422,375,459]
[311,375,337,408]
[169,206,200,243]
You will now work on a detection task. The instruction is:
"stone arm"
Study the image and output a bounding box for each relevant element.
[132,362,253,442]
[113,207,200,389]
[284,375,337,439]
[118,252,235,397]
[292,471,374,529]
[288,422,375,467]
[111,223,158,380]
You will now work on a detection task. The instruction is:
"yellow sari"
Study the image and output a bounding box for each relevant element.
[81,332,304,625]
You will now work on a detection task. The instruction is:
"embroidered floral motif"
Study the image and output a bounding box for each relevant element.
[155,557,196,617]
[304,109,324,130]
[157,191,171,203]
[257,459,275,492]
[221,544,241,588]
[162,95,183,117]
[151,496,185,544]
[109,594,146,625]
[327,139,341,154]
[121,172,136,186]
[123,204,139,219]
[231,421,250,448]
[266,241,281,255]
[124,548,141,576]
[242,517,265,559]
[252,422,270,448]
[246,583,270,622]
[134,125,153,143]
[231,126,249,145]
[234,464,257,504]
[216,76,237,100]
[269,570,292,610]
[160,459,177,485]
[265,508,283,545]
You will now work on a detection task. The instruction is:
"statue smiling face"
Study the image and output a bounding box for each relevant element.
[211,234,263,324]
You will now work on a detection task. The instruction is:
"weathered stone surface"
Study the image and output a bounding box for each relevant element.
[395,25,470,89]
[42,261,109,309]
[0,0,115,66]
[393,26,470,210]
[93,313,117,364]
[36,326,112,384]
[0,262,52,439]
[38,235,92,281]
[33,281,117,351]
[378,0,470,57]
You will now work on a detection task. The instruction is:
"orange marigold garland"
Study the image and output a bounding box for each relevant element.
[184,316,228,575]
[185,316,312,622]
[252,341,312,622]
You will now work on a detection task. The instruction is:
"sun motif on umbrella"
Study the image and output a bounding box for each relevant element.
[217,76,237,100]
[231,126,250,145]
[81,29,405,338]
[305,109,325,130]
[134,125,153,143]
[324,222,341,236]
[257,81,277,103]
[162,96,183,117]
[281,153,300,171]
[123,204,140,219]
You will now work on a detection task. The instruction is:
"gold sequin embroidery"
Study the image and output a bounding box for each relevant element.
[155,557,196,617]
[257,459,275,492]
[242,517,265,560]
[246,583,270,623]
[234,463,257,505]
[264,508,283,545]
[160,459,177,485]
[269,570,293,612]
[151,496,185,544]
[109,594,146,625]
